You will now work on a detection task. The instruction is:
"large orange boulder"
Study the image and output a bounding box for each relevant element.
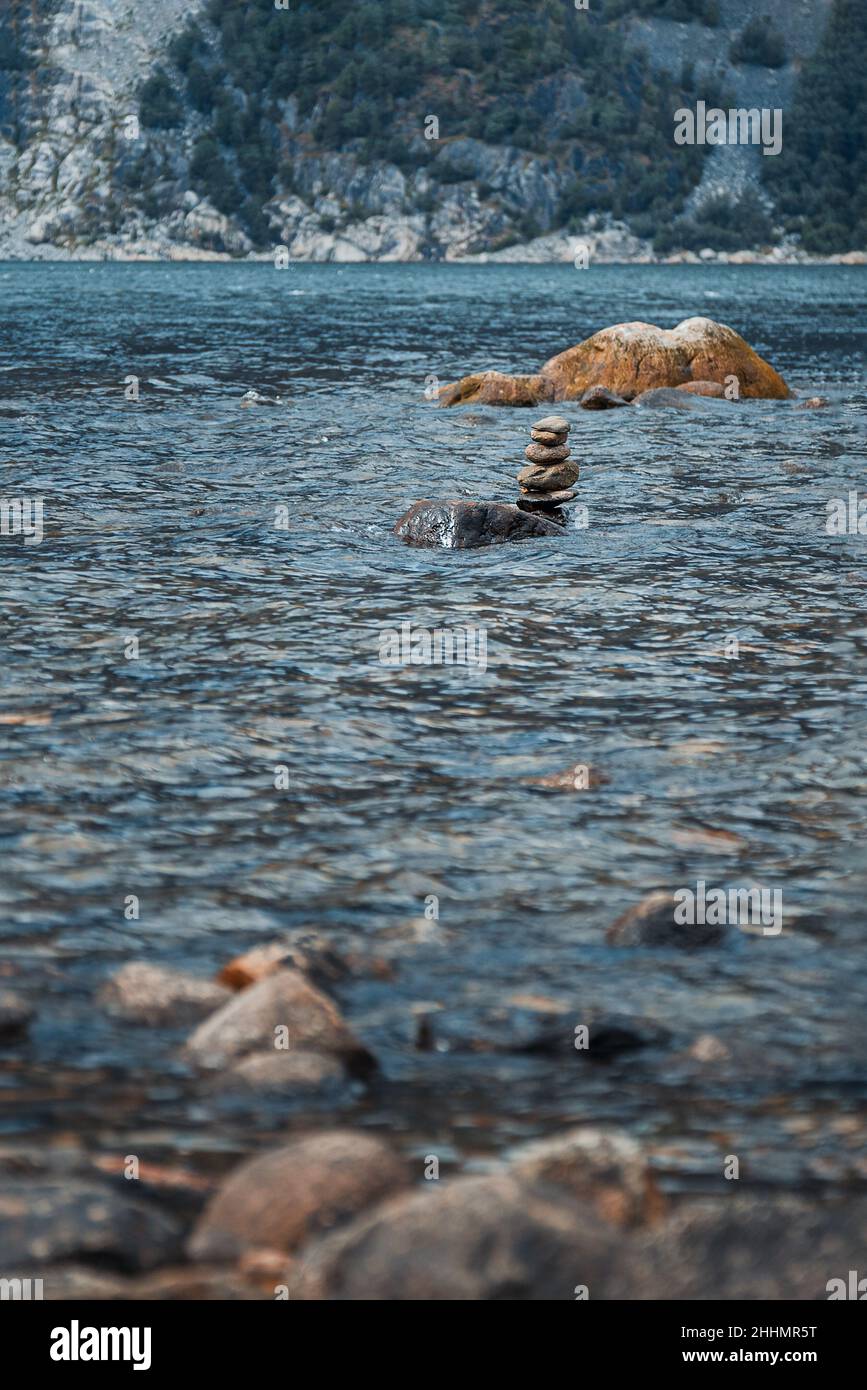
[438,317,789,406]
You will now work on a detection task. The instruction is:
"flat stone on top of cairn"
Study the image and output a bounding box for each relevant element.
[516,416,577,517]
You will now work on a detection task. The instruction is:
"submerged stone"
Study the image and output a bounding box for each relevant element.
[394,499,565,548]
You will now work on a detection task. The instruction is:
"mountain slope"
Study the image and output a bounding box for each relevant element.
[0,0,860,261]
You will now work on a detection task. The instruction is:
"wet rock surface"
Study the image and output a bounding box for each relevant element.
[394,499,566,548]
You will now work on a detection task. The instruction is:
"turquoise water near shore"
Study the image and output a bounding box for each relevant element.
[1,263,866,1192]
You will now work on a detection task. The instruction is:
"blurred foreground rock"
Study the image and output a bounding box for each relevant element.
[189,1130,407,1261]
[292,1173,623,1300]
[0,1179,182,1272]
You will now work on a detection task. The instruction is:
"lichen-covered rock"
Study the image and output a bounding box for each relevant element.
[394,499,565,548]
[439,318,789,406]
[188,1130,407,1260]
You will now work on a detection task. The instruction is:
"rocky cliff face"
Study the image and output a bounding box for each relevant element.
[0,0,852,262]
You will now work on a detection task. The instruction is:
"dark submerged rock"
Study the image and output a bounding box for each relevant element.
[0,1179,182,1272]
[394,499,566,548]
[605,890,728,948]
[0,990,34,1040]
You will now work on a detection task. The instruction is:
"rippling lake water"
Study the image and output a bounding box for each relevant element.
[2,263,866,1194]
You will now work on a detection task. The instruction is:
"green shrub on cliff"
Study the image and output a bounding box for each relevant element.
[729,17,787,68]
[654,190,774,252]
[604,0,719,23]
[140,68,185,130]
[145,0,718,246]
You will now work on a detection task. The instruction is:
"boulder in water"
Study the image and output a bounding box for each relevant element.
[439,317,789,406]
[394,499,566,548]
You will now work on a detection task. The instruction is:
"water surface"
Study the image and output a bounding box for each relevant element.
[1,263,866,1194]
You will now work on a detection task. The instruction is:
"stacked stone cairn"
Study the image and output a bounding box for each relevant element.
[515,415,578,520]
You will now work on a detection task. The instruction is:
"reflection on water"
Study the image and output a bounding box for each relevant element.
[1,263,867,1190]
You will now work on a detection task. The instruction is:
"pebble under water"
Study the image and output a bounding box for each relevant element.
[1,261,867,1199]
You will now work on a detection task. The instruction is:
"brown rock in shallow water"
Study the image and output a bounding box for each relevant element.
[676,379,727,398]
[439,318,789,406]
[530,762,608,790]
[218,933,348,992]
[436,370,553,408]
[394,499,565,548]
[518,460,579,492]
[98,963,230,1026]
[531,428,568,445]
[183,969,375,1076]
[218,943,292,990]
[544,318,789,400]
[189,1131,407,1261]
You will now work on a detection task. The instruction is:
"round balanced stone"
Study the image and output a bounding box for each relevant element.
[524,441,570,465]
[518,460,580,491]
[532,415,570,435]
